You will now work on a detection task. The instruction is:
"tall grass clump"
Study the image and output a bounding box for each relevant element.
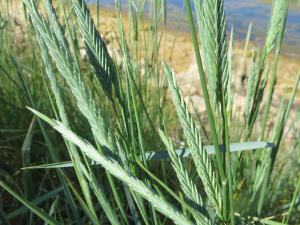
[0,0,300,224]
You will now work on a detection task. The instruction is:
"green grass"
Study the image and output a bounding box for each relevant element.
[0,0,300,224]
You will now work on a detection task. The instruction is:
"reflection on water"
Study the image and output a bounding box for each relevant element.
[225,0,300,55]
[88,0,300,55]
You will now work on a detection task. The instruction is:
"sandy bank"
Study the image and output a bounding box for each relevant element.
[7,0,300,102]
[89,6,300,100]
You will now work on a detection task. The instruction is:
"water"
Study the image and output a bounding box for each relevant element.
[224,0,300,55]
[89,0,300,55]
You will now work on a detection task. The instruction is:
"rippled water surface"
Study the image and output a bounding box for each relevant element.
[88,0,300,55]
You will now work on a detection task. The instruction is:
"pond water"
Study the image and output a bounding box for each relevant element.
[88,0,300,55]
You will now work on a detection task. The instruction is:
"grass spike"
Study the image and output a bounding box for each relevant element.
[163,63,222,217]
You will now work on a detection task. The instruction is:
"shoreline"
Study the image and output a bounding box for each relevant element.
[89,5,300,99]
[8,1,300,100]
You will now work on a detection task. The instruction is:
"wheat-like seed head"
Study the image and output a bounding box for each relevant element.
[266,0,289,53]
[163,63,223,217]
[159,130,212,225]
[71,0,120,101]
[23,0,116,152]
[30,108,195,225]
[194,0,229,106]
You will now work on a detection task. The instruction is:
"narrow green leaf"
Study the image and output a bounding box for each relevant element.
[6,186,64,220]
[29,109,195,225]
[0,180,63,225]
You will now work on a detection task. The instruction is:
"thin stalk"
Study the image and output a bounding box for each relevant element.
[154,0,161,130]
[13,56,80,223]
[284,174,300,224]
[241,23,252,76]
[221,90,235,225]
[245,47,267,139]
[127,65,159,225]
[258,72,300,214]
[96,0,99,27]
[260,53,280,138]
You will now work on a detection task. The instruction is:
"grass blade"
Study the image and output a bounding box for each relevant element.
[28,107,195,225]
[0,180,63,225]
